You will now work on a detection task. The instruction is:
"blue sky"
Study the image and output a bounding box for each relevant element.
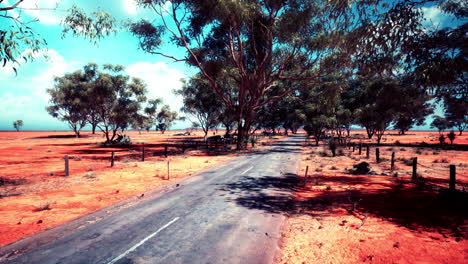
[0,0,453,131]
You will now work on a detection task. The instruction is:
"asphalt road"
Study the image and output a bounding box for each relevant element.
[0,134,304,264]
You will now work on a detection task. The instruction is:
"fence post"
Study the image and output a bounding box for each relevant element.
[64,155,69,176]
[141,146,145,162]
[167,160,170,180]
[359,144,362,155]
[391,152,395,170]
[449,165,456,191]
[352,144,355,152]
[111,151,115,167]
[164,145,168,157]
[366,145,370,158]
[376,148,380,163]
[303,165,309,187]
[412,157,417,180]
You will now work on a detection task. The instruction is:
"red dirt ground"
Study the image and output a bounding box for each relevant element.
[0,130,272,247]
[278,130,468,263]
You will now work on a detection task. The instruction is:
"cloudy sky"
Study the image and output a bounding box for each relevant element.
[0,0,453,131]
[0,0,194,130]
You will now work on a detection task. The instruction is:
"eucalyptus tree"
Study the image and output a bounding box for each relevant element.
[403,0,467,98]
[128,0,413,149]
[12,119,23,132]
[176,75,223,137]
[144,98,163,129]
[443,95,467,135]
[156,105,178,134]
[47,70,90,137]
[298,76,342,145]
[88,64,148,143]
[431,116,451,135]
[393,77,434,135]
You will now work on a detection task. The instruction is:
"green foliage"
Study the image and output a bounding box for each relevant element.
[47,63,148,142]
[62,5,117,44]
[47,70,90,137]
[447,131,456,144]
[1,2,115,74]
[299,76,343,145]
[156,105,178,134]
[405,0,467,98]
[12,120,23,131]
[444,95,467,135]
[176,75,223,137]
[393,78,434,134]
[431,116,451,134]
[438,134,446,145]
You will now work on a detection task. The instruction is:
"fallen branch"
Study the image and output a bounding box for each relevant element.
[348,196,369,229]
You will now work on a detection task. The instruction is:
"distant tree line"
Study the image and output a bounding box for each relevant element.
[46,63,178,143]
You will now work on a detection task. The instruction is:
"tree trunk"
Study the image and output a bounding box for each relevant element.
[105,128,110,143]
[92,123,97,134]
[224,125,232,136]
[366,127,374,139]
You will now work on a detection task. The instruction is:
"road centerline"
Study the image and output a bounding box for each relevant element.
[241,166,254,175]
[107,217,180,264]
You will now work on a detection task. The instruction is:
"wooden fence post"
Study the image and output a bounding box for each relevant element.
[303,165,309,187]
[141,146,145,162]
[366,145,370,158]
[111,151,115,167]
[359,144,362,155]
[64,155,69,176]
[164,145,168,157]
[449,165,456,191]
[376,148,380,163]
[352,144,355,152]
[412,157,417,180]
[391,152,395,170]
[167,160,170,180]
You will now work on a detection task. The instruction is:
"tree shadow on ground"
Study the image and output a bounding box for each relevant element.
[32,134,91,139]
[220,173,468,238]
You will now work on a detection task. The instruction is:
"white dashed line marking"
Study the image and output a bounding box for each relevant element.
[107,217,180,264]
[241,166,253,175]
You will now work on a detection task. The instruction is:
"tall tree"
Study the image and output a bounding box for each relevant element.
[144,98,163,130]
[298,77,342,145]
[12,119,23,131]
[128,0,413,149]
[393,78,434,135]
[355,78,405,144]
[88,64,148,143]
[444,95,467,135]
[430,115,451,135]
[176,75,223,137]
[47,71,89,137]
[156,105,178,134]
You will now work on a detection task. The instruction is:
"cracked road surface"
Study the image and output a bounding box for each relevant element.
[0,135,304,264]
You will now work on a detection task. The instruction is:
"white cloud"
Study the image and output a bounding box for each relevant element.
[0,49,80,130]
[421,6,449,28]
[123,0,137,15]
[123,0,171,16]
[126,61,186,112]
